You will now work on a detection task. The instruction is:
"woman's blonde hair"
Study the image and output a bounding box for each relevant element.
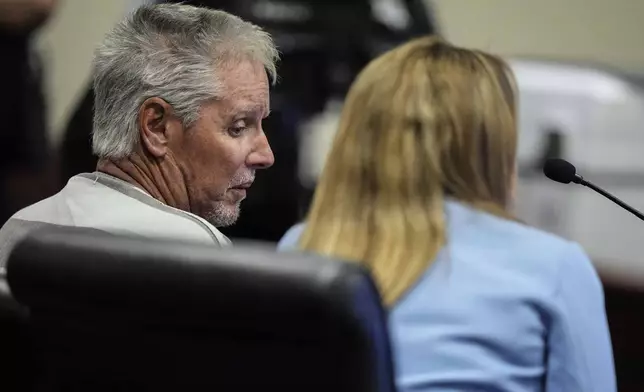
[299,36,518,305]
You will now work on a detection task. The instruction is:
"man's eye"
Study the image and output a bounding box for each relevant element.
[228,119,248,137]
[228,126,247,137]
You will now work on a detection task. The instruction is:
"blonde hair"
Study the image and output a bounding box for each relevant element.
[299,36,518,305]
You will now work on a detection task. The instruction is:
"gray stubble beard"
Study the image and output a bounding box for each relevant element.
[204,200,241,227]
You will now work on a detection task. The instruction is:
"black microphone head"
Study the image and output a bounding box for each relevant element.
[543,158,577,184]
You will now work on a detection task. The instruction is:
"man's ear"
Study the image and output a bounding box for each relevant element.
[138,97,180,158]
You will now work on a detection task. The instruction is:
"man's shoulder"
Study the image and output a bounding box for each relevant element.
[4,174,228,249]
[10,192,70,224]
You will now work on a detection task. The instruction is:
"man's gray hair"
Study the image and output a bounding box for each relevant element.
[91,3,279,159]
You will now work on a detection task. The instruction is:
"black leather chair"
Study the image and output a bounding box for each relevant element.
[6,226,396,392]
[0,271,32,391]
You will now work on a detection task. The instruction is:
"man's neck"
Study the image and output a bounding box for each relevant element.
[96,153,190,212]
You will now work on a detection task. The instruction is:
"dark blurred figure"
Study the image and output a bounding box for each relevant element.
[60,0,438,242]
[0,0,58,224]
[537,128,565,170]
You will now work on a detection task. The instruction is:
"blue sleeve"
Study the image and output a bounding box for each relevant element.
[546,243,616,392]
[276,224,306,251]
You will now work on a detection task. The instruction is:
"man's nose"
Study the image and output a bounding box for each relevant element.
[247,131,274,169]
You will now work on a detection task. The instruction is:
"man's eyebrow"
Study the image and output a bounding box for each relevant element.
[229,105,271,120]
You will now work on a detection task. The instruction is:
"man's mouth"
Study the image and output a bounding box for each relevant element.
[230,182,253,190]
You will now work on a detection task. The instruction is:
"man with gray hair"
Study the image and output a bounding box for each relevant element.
[0,3,278,267]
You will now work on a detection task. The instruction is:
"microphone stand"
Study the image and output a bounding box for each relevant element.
[575,174,644,222]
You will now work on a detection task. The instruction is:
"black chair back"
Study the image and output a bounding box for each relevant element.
[7,226,396,391]
[0,272,32,391]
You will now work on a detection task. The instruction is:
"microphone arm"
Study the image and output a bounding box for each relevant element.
[575,174,644,222]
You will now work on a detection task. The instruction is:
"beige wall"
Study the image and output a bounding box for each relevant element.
[432,0,644,74]
[37,0,644,145]
[37,0,128,145]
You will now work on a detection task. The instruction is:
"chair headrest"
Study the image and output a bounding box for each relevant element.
[7,226,380,337]
[6,226,396,392]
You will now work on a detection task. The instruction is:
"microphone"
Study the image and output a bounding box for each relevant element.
[543,158,644,222]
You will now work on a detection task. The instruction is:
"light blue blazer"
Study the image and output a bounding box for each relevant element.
[278,200,616,392]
